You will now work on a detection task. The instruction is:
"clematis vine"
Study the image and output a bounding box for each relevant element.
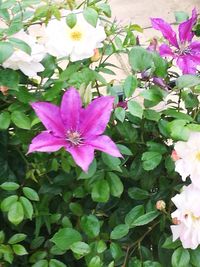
[28,88,121,172]
[171,184,200,249]
[151,9,200,74]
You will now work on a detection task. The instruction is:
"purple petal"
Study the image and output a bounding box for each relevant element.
[189,41,200,54]
[179,8,197,43]
[80,96,114,137]
[176,55,197,74]
[87,135,122,157]
[159,44,175,57]
[151,18,179,48]
[67,145,94,172]
[31,102,65,137]
[60,88,82,131]
[28,131,66,153]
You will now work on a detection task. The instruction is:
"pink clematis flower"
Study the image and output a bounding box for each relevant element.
[151,9,200,74]
[28,88,122,172]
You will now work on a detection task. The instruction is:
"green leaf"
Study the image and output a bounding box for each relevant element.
[12,244,28,255]
[102,153,121,172]
[117,144,133,155]
[83,7,98,27]
[32,260,48,267]
[8,37,31,55]
[131,211,159,227]
[128,100,143,119]
[129,46,153,72]
[1,195,18,212]
[176,75,200,89]
[175,11,189,23]
[11,111,31,130]
[80,215,100,238]
[89,256,102,267]
[110,224,129,239]
[8,234,27,244]
[107,172,124,197]
[92,179,110,203]
[110,242,123,260]
[97,240,107,253]
[167,119,190,141]
[171,247,190,267]
[162,236,181,249]
[19,196,33,219]
[125,205,144,227]
[8,202,24,225]
[22,187,39,201]
[0,231,5,244]
[124,75,138,98]
[152,52,168,78]
[78,159,97,179]
[70,241,90,255]
[0,42,14,63]
[0,112,11,130]
[0,182,19,191]
[190,247,200,267]
[144,109,160,122]
[51,228,82,251]
[66,13,77,28]
[114,107,126,122]
[69,203,83,216]
[96,3,111,17]
[0,69,19,88]
[49,259,67,267]
[142,151,162,170]
[128,187,149,200]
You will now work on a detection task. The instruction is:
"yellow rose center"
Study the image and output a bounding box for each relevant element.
[185,212,200,222]
[196,151,200,161]
[70,31,82,41]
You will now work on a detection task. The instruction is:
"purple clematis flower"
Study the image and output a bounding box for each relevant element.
[151,9,200,74]
[28,88,122,172]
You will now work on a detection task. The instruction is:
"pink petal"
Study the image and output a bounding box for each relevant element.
[80,96,114,137]
[67,145,94,172]
[189,41,200,53]
[177,55,197,74]
[60,88,82,131]
[159,44,174,57]
[179,8,197,43]
[151,18,179,48]
[28,131,66,153]
[87,135,122,157]
[31,102,65,137]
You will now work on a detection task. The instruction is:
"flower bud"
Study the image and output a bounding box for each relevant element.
[172,217,181,225]
[156,200,166,211]
[91,48,101,62]
[171,150,180,161]
[0,86,8,96]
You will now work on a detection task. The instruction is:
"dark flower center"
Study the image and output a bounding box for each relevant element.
[66,130,83,146]
[177,44,191,55]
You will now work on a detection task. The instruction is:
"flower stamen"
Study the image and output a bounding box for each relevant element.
[66,130,83,146]
[70,31,82,41]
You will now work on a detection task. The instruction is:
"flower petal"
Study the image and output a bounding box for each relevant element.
[189,41,200,53]
[60,88,82,131]
[159,44,174,57]
[28,131,66,153]
[31,102,65,137]
[179,8,197,43]
[67,145,94,172]
[176,55,197,74]
[80,96,114,137]
[151,18,179,48]
[87,135,122,157]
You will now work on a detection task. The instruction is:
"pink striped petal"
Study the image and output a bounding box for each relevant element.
[151,18,179,48]
[80,96,114,137]
[67,145,94,172]
[159,44,174,57]
[31,102,65,137]
[179,9,197,43]
[87,135,122,157]
[60,88,82,131]
[177,55,197,74]
[28,131,66,153]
